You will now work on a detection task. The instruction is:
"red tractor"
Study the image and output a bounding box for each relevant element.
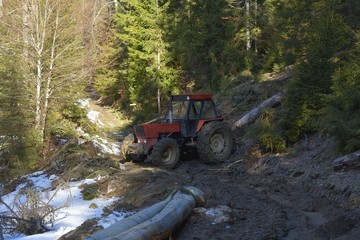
[121,94,234,168]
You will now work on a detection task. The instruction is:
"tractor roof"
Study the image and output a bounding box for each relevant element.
[171,94,213,101]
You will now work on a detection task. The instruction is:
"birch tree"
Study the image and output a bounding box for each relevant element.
[81,0,116,80]
[1,0,86,149]
[0,0,3,17]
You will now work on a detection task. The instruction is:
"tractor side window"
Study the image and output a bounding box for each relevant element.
[201,101,217,119]
[189,101,201,119]
[172,101,188,119]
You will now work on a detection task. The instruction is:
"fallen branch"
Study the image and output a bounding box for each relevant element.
[333,150,360,171]
[232,92,284,130]
[86,186,205,240]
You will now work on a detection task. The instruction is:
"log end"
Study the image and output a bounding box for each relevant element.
[180,186,206,207]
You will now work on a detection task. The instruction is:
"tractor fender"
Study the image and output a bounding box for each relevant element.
[196,118,224,133]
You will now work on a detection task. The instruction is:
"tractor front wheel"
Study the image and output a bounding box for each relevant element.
[150,138,180,169]
[196,121,234,164]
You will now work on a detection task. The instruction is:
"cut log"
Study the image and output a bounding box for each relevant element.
[233,92,284,129]
[333,150,360,171]
[86,186,205,240]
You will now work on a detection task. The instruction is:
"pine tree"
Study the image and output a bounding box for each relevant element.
[166,0,231,90]
[96,0,179,119]
[281,0,351,142]
[321,32,360,153]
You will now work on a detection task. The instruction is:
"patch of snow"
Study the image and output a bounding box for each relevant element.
[78,99,89,108]
[92,135,121,155]
[87,110,102,125]
[1,171,124,240]
[78,99,103,126]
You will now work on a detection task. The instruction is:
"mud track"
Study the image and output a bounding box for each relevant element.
[90,134,359,240]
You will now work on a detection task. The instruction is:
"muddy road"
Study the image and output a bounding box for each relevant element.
[88,134,359,240]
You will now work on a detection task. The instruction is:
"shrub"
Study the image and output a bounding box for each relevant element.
[321,43,360,153]
[80,183,100,201]
[245,108,286,153]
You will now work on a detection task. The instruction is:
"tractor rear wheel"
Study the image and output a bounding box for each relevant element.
[150,138,180,169]
[196,121,234,164]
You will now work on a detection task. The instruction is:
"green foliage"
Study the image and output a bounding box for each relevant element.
[281,56,333,142]
[62,104,87,121]
[280,0,351,142]
[48,105,97,137]
[0,55,41,179]
[47,112,78,138]
[262,0,313,71]
[96,0,180,120]
[81,184,100,201]
[167,0,232,90]
[245,108,286,153]
[321,35,360,153]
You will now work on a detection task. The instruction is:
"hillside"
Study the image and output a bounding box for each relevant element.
[1,1,360,239]
[2,75,359,240]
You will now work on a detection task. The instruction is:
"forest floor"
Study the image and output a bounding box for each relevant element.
[57,98,360,240]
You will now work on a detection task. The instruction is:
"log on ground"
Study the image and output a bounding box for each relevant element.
[232,92,284,130]
[86,186,205,240]
[333,150,360,170]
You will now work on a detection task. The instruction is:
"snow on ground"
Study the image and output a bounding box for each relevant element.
[0,99,127,239]
[92,135,121,156]
[1,172,127,240]
[78,99,104,126]
[78,99,122,155]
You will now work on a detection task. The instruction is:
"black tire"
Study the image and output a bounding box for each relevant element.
[196,121,234,164]
[150,138,180,169]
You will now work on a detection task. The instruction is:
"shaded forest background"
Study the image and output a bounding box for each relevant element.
[0,0,359,179]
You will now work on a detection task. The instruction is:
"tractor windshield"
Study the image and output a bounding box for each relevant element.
[171,101,189,119]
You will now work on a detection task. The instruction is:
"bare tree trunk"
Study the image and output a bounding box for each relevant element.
[245,0,251,51]
[113,0,118,10]
[254,0,258,53]
[30,0,51,142]
[157,48,161,115]
[41,7,60,139]
[0,0,3,18]
[233,92,284,129]
[156,0,161,115]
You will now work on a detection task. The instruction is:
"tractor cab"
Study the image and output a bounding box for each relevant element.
[166,94,223,137]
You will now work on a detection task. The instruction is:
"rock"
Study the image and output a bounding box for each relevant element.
[89,203,98,209]
[194,205,235,224]
[349,193,360,207]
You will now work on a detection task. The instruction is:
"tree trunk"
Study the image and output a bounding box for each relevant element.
[333,151,360,170]
[41,8,60,141]
[0,0,3,18]
[245,0,251,51]
[86,186,205,240]
[254,0,258,53]
[233,92,284,129]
